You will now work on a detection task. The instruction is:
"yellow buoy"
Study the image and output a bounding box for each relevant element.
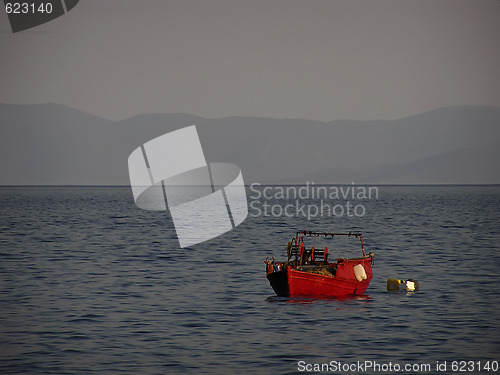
[386,278,404,291]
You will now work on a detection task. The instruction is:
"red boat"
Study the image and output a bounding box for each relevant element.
[265,231,374,298]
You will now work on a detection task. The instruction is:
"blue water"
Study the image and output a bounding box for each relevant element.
[1,186,499,374]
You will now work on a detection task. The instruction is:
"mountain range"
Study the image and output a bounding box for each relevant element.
[0,103,499,185]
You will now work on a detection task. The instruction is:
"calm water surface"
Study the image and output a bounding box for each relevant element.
[1,186,499,374]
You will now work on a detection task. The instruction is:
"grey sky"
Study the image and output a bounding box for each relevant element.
[1,0,499,121]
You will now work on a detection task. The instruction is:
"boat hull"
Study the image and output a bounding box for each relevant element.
[267,258,373,298]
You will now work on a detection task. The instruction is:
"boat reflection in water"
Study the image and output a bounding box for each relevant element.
[265,294,373,306]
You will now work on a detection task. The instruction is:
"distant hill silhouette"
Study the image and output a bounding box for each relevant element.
[1,103,499,185]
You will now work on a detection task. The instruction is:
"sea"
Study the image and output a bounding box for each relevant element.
[1,185,499,375]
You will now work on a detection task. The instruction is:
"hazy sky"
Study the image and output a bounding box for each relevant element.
[1,0,499,121]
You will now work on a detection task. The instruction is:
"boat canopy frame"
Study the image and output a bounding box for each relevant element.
[292,230,366,257]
